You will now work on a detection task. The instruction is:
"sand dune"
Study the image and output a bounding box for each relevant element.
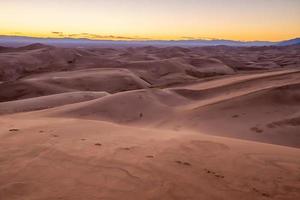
[0,44,299,200]
[1,44,298,82]
[0,91,108,115]
[23,68,150,93]
[176,81,300,147]
[26,68,299,148]
[123,58,198,85]
[43,89,189,126]
[0,68,150,102]
[186,57,235,74]
[16,43,53,51]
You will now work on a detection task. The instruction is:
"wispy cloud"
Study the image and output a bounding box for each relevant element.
[52,31,63,34]
[180,36,219,40]
[51,32,149,40]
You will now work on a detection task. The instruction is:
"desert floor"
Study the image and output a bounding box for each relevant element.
[0,44,299,200]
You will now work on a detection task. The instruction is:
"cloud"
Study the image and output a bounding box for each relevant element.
[52,31,65,37]
[52,32,149,40]
[52,31,63,34]
[12,32,24,35]
[180,36,219,40]
[181,36,197,40]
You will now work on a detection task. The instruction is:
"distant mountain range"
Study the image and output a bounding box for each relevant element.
[276,38,300,46]
[0,35,299,47]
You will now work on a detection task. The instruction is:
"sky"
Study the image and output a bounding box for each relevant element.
[0,0,300,41]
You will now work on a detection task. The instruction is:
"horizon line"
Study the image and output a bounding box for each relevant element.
[1,34,297,43]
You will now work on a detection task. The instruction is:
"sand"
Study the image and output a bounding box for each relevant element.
[0,44,299,200]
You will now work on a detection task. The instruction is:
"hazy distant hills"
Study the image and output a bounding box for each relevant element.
[276,38,300,46]
[0,35,299,47]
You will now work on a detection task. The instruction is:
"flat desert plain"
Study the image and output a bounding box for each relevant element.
[0,44,300,200]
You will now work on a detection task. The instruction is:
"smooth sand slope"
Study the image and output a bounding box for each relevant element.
[0,45,299,200]
[0,68,150,102]
[0,116,299,200]
[0,91,108,115]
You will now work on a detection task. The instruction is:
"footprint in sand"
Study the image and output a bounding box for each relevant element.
[175,160,192,166]
[250,127,264,133]
[121,147,132,151]
[204,169,224,178]
[252,187,270,198]
[215,174,225,178]
[9,128,19,132]
[146,155,154,158]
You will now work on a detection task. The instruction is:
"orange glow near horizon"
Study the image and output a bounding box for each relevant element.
[1,0,300,41]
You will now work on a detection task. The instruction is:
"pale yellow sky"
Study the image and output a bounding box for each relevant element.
[0,0,300,41]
